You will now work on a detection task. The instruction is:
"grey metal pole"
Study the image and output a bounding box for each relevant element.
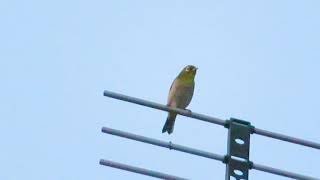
[103,90,320,150]
[101,127,319,180]
[99,159,188,180]
[101,127,225,161]
[103,90,226,126]
[254,127,320,150]
[252,163,319,180]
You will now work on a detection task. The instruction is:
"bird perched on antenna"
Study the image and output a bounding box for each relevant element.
[162,65,198,134]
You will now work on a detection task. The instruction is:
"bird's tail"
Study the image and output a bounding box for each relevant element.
[162,113,177,134]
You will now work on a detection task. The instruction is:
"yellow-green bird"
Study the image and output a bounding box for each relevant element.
[162,65,198,134]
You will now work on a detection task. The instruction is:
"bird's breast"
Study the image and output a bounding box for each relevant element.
[174,84,194,108]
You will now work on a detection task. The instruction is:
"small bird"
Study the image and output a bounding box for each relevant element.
[162,65,198,134]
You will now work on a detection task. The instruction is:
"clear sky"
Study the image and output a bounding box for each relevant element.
[1,0,320,180]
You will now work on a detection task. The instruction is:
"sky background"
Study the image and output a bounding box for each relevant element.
[1,0,320,179]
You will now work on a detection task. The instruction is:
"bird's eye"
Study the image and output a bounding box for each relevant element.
[186,67,191,71]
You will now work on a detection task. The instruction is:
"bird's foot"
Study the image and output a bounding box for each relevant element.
[184,108,192,115]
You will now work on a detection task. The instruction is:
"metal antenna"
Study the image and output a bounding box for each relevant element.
[100,90,320,180]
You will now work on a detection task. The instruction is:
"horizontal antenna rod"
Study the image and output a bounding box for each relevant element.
[99,159,188,180]
[101,127,224,161]
[253,127,319,150]
[104,90,226,126]
[103,90,320,150]
[101,127,319,180]
[252,163,319,180]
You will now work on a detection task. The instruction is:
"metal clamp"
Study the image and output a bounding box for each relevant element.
[225,118,253,180]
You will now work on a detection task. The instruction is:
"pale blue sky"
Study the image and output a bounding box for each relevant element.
[1,0,320,179]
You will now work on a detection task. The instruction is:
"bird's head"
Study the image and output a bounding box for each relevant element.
[178,65,198,81]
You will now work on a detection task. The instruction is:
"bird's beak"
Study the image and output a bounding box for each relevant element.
[194,67,198,71]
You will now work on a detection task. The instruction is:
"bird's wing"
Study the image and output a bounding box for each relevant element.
[167,78,178,106]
